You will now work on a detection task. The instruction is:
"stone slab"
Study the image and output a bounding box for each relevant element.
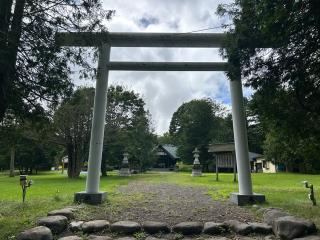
[230,193,266,206]
[74,192,106,204]
[17,226,53,240]
[82,220,110,233]
[88,236,112,240]
[111,221,141,234]
[48,208,75,219]
[273,216,316,240]
[58,236,82,240]
[172,222,203,235]
[69,221,84,232]
[293,236,320,240]
[203,238,229,240]
[145,237,168,240]
[265,235,276,240]
[142,221,170,234]
[37,215,68,234]
[224,220,252,235]
[203,222,228,234]
[263,209,290,225]
[116,237,136,240]
[248,222,273,234]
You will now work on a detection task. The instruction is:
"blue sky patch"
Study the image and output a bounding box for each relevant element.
[139,16,159,28]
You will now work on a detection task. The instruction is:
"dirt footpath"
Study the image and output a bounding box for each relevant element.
[110,182,257,225]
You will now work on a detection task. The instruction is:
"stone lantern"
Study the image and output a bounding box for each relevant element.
[191,148,202,177]
[119,152,131,176]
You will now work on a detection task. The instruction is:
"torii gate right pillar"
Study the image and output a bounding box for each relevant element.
[229,76,265,205]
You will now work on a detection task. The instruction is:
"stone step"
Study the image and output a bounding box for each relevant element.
[142,221,170,234]
[58,236,82,240]
[69,221,84,232]
[82,220,110,234]
[172,222,203,235]
[48,208,75,220]
[224,220,252,235]
[17,226,53,240]
[37,215,68,234]
[110,221,141,234]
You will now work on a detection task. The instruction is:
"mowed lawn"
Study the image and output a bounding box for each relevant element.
[0,171,319,239]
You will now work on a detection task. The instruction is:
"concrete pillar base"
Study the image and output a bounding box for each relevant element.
[74,191,106,204]
[230,192,265,206]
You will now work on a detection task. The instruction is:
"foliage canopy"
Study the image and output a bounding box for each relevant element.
[218,0,320,172]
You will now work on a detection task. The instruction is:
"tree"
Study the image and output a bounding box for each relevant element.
[54,88,94,178]
[169,99,224,169]
[217,0,320,172]
[0,0,114,121]
[102,86,156,174]
[244,98,264,154]
[0,111,22,176]
[14,137,57,174]
[54,86,156,177]
[157,132,174,145]
[0,110,58,175]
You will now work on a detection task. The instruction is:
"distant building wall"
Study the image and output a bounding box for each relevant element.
[255,157,277,173]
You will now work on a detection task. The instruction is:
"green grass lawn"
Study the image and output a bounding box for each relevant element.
[0,171,319,239]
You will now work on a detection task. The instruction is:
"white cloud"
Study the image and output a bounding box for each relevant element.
[74,0,253,135]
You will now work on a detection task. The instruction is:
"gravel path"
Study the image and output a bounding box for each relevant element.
[109,181,258,225]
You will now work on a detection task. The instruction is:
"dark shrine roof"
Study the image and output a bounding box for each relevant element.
[159,144,179,159]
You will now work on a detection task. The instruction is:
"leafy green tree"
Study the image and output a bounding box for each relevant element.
[0,110,58,175]
[14,137,57,174]
[0,111,22,176]
[54,86,156,177]
[217,0,320,172]
[54,88,94,178]
[210,113,234,145]
[244,98,264,154]
[0,0,114,121]
[157,132,174,145]
[169,99,223,169]
[102,86,156,174]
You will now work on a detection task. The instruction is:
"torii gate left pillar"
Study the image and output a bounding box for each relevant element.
[74,44,110,204]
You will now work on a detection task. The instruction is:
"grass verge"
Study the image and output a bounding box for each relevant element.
[0,171,319,239]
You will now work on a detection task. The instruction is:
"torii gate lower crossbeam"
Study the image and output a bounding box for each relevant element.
[57,32,265,206]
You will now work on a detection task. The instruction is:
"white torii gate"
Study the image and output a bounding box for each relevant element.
[56,32,265,205]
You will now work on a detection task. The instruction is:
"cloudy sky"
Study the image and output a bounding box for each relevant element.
[77,0,251,135]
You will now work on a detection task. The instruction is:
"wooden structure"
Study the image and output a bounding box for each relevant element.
[209,143,264,180]
[155,144,179,169]
[208,143,237,182]
[253,156,285,173]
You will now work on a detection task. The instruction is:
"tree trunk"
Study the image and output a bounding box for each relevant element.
[0,0,26,120]
[101,157,107,176]
[9,145,15,177]
[233,158,237,182]
[0,0,13,120]
[61,158,65,174]
[67,142,74,178]
[216,157,219,181]
[67,142,81,178]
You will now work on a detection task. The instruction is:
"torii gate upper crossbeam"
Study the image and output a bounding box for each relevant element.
[56,32,227,48]
[107,62,228,71]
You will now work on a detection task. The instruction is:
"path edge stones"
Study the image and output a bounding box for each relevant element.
[17,207,318,240]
